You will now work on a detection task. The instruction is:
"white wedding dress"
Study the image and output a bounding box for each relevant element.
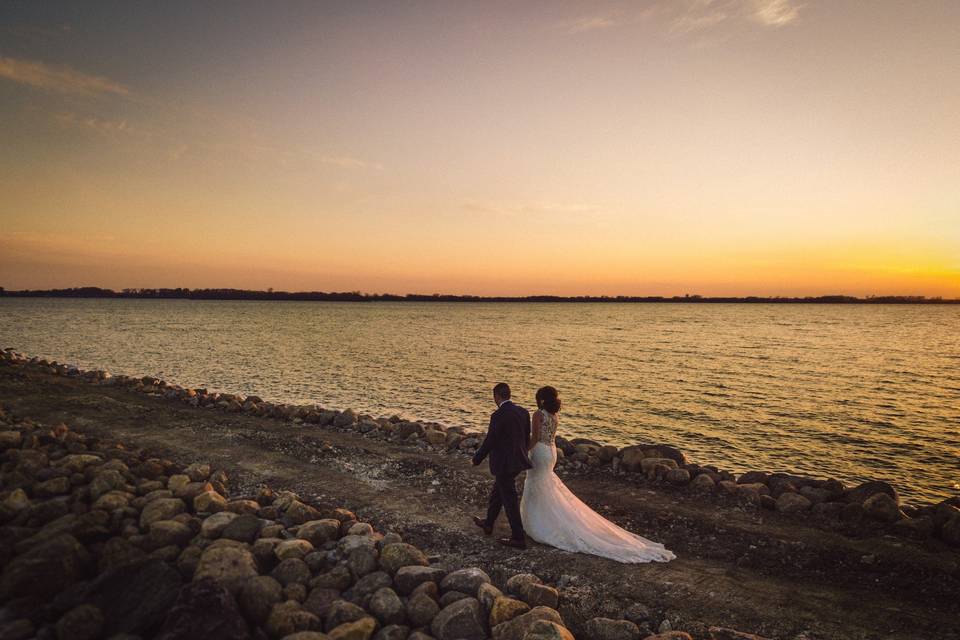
[520,410,676,563]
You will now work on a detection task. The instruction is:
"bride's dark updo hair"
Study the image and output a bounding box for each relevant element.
[536,386,561,414]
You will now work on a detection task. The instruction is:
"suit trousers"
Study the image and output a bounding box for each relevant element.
[485,471,524,540]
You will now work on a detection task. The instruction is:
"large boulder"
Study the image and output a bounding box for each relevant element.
[431,597,486,640]
[155,578,251,640]
[0,533,91,599]
[67,559,182,637]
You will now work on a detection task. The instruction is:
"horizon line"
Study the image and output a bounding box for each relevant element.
[1,286,958,304]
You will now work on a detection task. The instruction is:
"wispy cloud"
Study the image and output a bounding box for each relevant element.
[53,112,147,137]
[0,56,128,96]
[462,200,599,217]
[749,0,802,27]
[668,0,802,35]
[554,14,619,34]
[311,154,384,171]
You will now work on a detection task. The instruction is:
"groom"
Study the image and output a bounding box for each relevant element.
[471,382,532,549]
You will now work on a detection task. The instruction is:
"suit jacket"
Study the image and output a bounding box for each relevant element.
[473,400,532,477]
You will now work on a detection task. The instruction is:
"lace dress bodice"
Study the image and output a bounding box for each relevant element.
[537,410,558,445]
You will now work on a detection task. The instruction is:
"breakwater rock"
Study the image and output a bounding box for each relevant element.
[3,348,956,553]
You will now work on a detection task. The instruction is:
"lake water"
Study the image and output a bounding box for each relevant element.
[1,298,958,503]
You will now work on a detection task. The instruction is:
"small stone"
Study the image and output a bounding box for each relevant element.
[326,600,369,631]
[277,538,315,560]
[201,511,239,538]
[406,591,440,627]
[222,514,263,543]
[373,625,410,640]
[287,501,323,525]
[298,519,342,546]
[379,543,428,574]
[184,463,212,482]
[489,596,529,627]
[227,499,262,515]
[272,558,312,586]
[285,582,309,602]
[370,587,405,625]
[311,565,354,591]
[863,493,901,523]
[520,583,558,609]
[267,600,321,638]
[584,617,641,640]
[525,620,574,639]
[775,492,812,514]
[690,474,716,492]
[490,606,563,640]
[194,490,228,513]
[328,617,377,640]
[304,587,341,619]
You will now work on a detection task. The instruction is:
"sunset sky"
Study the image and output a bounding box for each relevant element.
[1,1,958,296]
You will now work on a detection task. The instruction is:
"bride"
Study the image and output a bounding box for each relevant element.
[520,386,675,563]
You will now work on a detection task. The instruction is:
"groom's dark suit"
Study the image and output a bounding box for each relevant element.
[473,399,532,541]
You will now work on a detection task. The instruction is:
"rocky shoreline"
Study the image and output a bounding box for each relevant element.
[3,348,957,553]
[1,378,770,640]
[2,348,960,640]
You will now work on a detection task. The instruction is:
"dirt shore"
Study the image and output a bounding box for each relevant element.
[1,365,957,640]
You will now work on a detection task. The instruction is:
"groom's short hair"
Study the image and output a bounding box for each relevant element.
[493,382,511,399]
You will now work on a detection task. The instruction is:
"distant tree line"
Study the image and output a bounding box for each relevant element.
[0,287,956,304]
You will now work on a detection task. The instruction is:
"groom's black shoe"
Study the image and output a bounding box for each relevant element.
[472,516,492,536]
[497,537,527,550]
